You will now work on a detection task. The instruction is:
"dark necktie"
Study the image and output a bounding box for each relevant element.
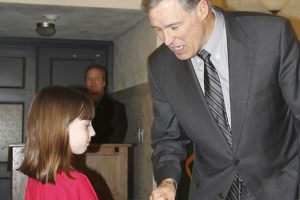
[198,49,242,200]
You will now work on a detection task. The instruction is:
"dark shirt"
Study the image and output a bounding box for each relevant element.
[91,94,127,143]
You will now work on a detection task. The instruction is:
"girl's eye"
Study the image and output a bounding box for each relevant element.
[86,121,92,127]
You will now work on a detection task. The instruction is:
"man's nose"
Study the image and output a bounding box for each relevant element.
[163,30,174,46]
[89,78,96,84]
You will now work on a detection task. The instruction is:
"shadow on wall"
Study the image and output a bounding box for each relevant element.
[212,0,230,10]
[288,16,300,41]
[73,150,114,200]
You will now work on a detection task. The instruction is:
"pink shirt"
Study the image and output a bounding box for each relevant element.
[25,170,99,200]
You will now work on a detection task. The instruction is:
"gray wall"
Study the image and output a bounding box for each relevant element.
[112,18,157,200]
[113,17,155,92]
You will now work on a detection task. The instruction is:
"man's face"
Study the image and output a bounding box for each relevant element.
[85,68,106,96]
[148,0,211,60]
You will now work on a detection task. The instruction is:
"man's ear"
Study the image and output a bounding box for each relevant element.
[196,0,209,20]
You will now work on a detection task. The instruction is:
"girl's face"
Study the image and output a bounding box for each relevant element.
[68,117,95,154]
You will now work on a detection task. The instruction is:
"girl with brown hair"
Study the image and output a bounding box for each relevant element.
[19,85,99,200]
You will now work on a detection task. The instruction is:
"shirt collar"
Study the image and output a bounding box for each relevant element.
[201,8,225,57]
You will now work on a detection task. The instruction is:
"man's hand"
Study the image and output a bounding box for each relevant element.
[149,178,176,200]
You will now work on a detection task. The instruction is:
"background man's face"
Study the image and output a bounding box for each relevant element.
[85,68,106,96]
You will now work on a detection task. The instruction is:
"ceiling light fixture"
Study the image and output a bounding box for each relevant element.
[36,14,59,37]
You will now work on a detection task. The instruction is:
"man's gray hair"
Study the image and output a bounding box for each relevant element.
[141,0,211,13]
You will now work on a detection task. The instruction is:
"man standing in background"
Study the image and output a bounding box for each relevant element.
[84,64,127,143]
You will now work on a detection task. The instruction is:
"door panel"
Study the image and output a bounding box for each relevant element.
[0,57,24,88]
[0,46,36,158]
[38,47,107,90]
[51,59,92,87]
[0,46,36,200]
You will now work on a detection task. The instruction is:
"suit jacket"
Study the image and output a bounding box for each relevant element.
[148,8,300,200]
[91,94,128,143]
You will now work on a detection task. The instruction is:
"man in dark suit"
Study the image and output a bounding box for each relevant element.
[84,64,127,143]
[141,0,300,199]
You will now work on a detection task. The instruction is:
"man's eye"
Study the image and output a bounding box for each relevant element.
[171,26,178,30]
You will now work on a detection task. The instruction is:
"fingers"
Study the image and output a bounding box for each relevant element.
[149,194,166,200]
[149,179,176,200]
[149,190,165,200]
[150,188,168,200]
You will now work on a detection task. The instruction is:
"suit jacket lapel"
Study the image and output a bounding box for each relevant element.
[175,58,233,153]
[225,12,254,152]
[170,10,254,154]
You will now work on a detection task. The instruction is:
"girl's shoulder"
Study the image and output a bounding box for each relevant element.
[25,170,99,200]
